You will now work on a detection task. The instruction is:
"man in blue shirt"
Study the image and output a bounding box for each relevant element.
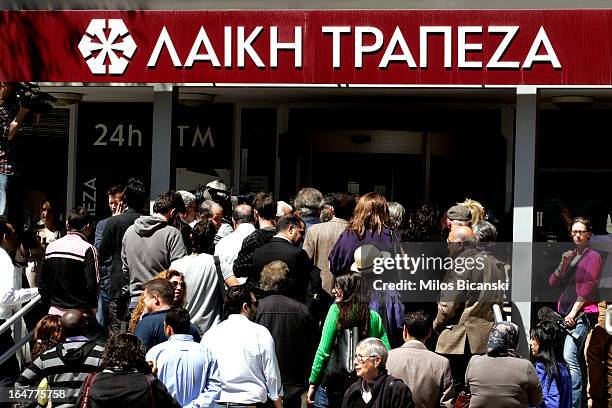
[202,285,283,408]
[146,308,221,407]
[135,279,199,350]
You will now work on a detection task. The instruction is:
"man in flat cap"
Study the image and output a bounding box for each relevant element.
[446,205,472,232]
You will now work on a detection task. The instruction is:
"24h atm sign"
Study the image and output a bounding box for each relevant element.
[2,10,612,85]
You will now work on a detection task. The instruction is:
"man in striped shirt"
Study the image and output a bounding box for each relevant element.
[16,310,104,408]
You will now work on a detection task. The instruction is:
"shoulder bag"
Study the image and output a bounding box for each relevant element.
[213,255,226,317]
[320,326,359,390]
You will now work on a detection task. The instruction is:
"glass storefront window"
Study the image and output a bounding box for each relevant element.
[172,103,234,192]
[240,108,277,194]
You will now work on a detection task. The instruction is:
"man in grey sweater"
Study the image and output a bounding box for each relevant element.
[121,191,187,309]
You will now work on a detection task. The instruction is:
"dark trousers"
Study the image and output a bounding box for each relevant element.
[586,302,612,408]
[6,174,25,229]
[443,352,472,397]
[108,295,129,336]
[282,385,304,408]
[440,337,473,398]
[282,396,301,408]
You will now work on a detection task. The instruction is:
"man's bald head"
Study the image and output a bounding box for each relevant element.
[447,226,475,258]
[232,204,254,225]
[448,226,474,243]
[60,310,85,337]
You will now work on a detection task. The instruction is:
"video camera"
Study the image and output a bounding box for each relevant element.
[14,82,56,114]
[193,183,257,225]
[194,184,233,224]
[537,306,583,341]
[19,221,45,250]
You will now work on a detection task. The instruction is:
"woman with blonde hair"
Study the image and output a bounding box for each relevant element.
[128,269,186,333]
[461,198,485,226]
[329,192,394,275]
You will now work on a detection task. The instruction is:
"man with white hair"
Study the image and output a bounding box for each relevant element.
[388,202,405,230]
[177,190,196,253]
[276,201,293,218]
[177,190,197,224]
[199,200,233,245]
[198,200,223,229]
[293,187,324,233]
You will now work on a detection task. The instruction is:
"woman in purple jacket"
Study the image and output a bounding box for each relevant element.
[530,321,572,408]
[328,192,393,275]
[328,192,405,347]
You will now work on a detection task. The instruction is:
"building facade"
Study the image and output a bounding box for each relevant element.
[5,1,612,351]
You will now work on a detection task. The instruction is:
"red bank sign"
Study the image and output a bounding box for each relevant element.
[2,10,612,85]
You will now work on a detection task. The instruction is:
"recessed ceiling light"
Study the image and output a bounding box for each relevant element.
[550,95,595,109]
[48,92,83,106]
[178,92,216,107]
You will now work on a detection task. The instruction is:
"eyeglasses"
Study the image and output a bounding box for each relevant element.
[353,354,378,363]
[170,281,185,288]
[571,230,589,236]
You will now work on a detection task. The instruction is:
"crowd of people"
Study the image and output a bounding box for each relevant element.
[0,176,610,408]
[0,78,610,408]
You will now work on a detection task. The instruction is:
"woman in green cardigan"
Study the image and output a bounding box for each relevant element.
[306,272,390,408]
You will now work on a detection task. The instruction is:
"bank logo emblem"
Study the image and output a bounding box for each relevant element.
[78,19,137,75]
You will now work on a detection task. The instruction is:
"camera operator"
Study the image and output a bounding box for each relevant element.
[194,180,234,244]
[0,82,30,217]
